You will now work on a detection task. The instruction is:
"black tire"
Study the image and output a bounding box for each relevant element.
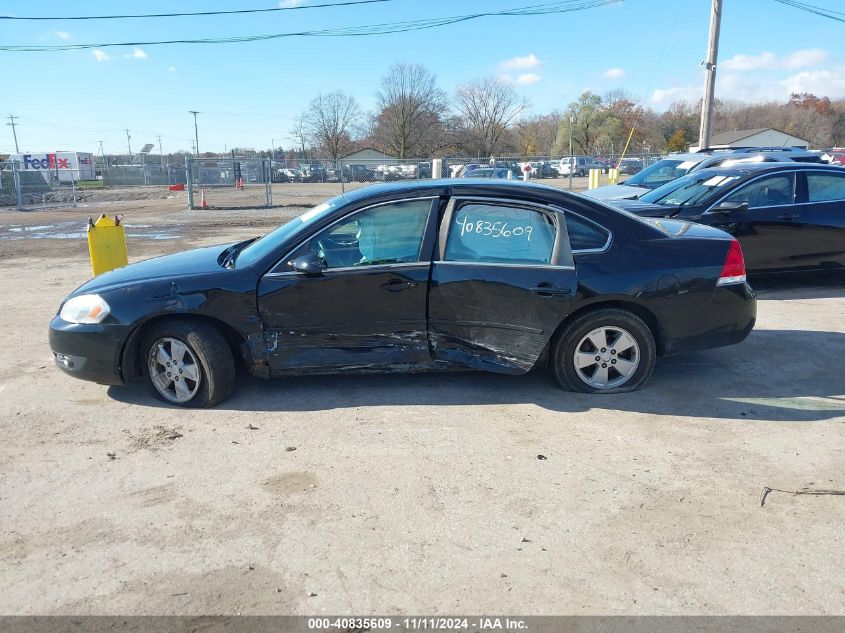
[140,319,235,408]
[551,308,656,393]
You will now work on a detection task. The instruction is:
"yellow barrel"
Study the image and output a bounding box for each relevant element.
[588,168,601,189]
[87,214,128,276]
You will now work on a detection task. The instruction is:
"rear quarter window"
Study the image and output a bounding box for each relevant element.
[565,214,610,251]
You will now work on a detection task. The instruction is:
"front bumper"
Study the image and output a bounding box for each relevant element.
[48,316,129,386]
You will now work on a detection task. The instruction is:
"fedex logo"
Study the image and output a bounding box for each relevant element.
[22,154,70,170]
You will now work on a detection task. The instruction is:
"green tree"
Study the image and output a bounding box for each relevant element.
[666,129,687,152]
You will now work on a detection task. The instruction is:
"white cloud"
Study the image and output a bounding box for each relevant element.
[129,47,147,59]
[53,31,71,40]
[784,48,827,69]
[500,53,541,71]
[721,52,776,72]
[780,67,845,99]
[92,49,110,62]
[721,48,827,72]
[169,66,177,72]
[602,67,625,79]
[515,73,542,86]
[650,85,700,107]
[278,0,304,6]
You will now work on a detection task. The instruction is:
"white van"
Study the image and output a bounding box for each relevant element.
[558,156,604,176]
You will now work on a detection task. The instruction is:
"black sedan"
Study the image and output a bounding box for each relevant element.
[612,162,845,274]
[49,180,756,407]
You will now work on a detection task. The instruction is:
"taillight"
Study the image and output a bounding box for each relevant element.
[717,239,746,286]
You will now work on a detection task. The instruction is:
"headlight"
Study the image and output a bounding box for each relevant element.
[59,294,111,324]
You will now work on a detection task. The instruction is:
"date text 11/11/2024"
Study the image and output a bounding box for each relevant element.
[307,617,529,630]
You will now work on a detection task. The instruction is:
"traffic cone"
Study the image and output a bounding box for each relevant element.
[200,189,208,208]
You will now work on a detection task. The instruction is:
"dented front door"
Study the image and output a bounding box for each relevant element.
[256,198,438,374]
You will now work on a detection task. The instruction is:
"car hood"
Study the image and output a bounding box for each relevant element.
[73,243,235,296]
[582,183,650,201]
[607,199,673,217]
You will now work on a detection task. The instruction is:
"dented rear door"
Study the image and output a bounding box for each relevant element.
[427,198,577,373]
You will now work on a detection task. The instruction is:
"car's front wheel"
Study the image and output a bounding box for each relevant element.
[552,308,656,393]
[140,319,235,407]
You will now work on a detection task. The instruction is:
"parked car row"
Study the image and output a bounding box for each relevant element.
[584,146,827,201]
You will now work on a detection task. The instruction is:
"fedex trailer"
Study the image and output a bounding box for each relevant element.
[10,152,96,182]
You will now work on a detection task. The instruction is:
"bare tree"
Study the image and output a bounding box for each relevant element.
[373,64,447,158]
[303,91,361,161]
[289,113,311,158]
[455,77,527,157]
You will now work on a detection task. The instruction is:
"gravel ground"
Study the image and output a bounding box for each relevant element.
[0,200,844,615]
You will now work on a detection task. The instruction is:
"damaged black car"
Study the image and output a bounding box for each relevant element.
[49,180,756,407]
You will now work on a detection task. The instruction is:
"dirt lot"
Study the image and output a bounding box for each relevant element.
[1,188,844,615]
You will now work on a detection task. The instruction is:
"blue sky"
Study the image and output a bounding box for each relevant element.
[1,0,843,154]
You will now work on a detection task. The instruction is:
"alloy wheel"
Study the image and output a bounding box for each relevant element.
[573,326,640,389]
[147,337,202,403]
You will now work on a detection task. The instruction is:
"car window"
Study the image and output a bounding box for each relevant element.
[293,199,431,269]
[807,172,845,202]
[626,159,695,186]
[723,173,795,208]
[445,203,557,265]
[565,214,609,251]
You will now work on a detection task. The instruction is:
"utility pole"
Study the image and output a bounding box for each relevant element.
[157,134,165,168]
[568,114,574,191]
[271,137,275,161]
[125,129,133,163]
[189,111,200,156]
[698,0,722,150]
[7,114,20,153]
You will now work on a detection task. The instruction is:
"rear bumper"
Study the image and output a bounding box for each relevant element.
[48,316,128,386]
[663,282,757,354]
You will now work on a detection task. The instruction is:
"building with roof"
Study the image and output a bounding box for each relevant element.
[691,128,810,151]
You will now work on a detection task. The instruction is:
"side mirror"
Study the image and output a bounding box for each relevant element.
[712,201,749,213]
[291,253,326,275]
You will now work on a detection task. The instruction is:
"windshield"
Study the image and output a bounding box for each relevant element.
[235,197,343,267]
[625,158,701,188]
[639,172,741,207]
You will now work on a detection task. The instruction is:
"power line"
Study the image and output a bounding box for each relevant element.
[0,0,397,21]
[0,0,622,51]
[771,0,845,22]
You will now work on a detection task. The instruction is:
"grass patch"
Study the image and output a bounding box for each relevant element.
[76,180,105,190]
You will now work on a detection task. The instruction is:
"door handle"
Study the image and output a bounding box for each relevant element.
[381,279,417,292]
[529,286,572,297]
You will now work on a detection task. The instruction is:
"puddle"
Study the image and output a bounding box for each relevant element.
[0,221,181,241]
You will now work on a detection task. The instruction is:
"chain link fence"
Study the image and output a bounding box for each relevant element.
[0,161,78,211]
[0,153,660,211]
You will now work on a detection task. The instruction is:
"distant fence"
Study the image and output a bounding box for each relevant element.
[184,154,661,210]
[0,161,77,211]
[0,153,659,211]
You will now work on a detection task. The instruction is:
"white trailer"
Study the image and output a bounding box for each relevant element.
[9,152,96,182]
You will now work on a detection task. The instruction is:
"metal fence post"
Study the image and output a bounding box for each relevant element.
[264,159,271,207]
[13,161,22,210]
[186,156,194,209]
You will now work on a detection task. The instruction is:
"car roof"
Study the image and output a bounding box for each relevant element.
[681,161,843,178]
[337,178,567,205]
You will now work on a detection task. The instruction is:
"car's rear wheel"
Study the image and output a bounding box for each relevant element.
[552,308,656,393]
[140,319,235,407]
